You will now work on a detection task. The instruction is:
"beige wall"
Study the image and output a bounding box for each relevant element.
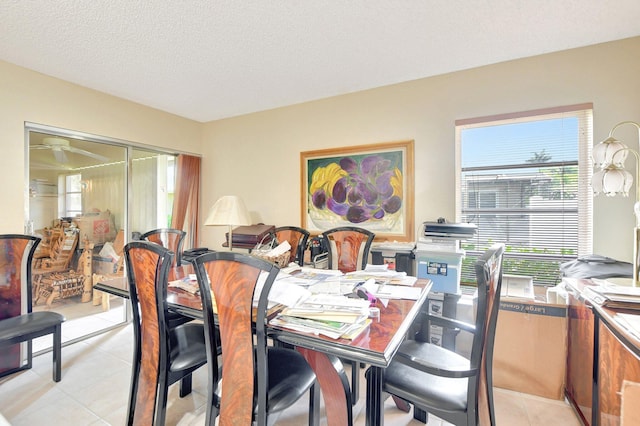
[201,37,640,262]
[0,60,202,233]
[2,37,640,263]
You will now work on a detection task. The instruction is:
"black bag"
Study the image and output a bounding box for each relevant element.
[560,255,632,279]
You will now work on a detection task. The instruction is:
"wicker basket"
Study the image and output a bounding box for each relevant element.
[252,250,291,268]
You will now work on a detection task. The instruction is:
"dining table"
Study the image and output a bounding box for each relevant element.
[94,266,431,426]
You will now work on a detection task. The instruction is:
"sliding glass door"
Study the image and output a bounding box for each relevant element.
[26,124,178,351]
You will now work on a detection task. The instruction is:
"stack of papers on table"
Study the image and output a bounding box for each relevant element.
[358,278,422,300]
[271,294,372,339]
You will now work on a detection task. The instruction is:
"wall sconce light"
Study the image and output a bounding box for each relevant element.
[204,195,251,251]
[592,121,640,285]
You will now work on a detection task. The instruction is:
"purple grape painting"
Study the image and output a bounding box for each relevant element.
[307,151,404,230]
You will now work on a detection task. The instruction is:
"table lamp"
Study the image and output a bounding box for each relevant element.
[592,121,640,286]
[205,195,251,250]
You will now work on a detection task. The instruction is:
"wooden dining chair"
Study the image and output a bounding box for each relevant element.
[192,251,320,426]
[140,228,187,267]
[321,226,375,403]
[0,234,65,382]
[124,241,208,426]
[141,228,192,328]
[371,243,505,425]
[274,226,310,266]
[321,226,375,273]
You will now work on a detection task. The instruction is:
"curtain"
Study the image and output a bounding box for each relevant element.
[171,154,201,249]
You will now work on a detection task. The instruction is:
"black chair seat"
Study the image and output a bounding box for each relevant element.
[265,347,317,413]
[169,323,207,372]
[0,312,65,343]
[385,343,469,412]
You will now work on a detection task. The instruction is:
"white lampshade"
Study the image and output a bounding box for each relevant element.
[592,166,633,197]
[592,136,629,168]
[205,195,251,226]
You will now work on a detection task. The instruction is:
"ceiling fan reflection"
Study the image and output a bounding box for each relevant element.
[30,137,109,163]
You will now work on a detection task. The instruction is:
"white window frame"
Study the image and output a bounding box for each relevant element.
[63,173,83,218]
[455,104,593,286]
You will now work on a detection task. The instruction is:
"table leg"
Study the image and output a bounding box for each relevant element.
[297,348,352,426]
[366,365,384,426]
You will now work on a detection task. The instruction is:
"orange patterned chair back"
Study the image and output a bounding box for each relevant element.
[322,226,375,273]
[0,235,41,376]
[124,241,173,426]
[141,228,186,267]
[274,226,310,265]
[193,251,281,425]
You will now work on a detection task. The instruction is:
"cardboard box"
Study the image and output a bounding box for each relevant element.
[92,256,118,274]
[502,274,535,299]
[493,296,567,400]
[416,250,463,294]
[74,211,117,248]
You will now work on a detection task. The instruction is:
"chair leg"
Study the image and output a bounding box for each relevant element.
[179,374,193,397]
[308,380,320,426]
[53,324,62,382]
[350,361,359,404]
[413,406,428,423]
[392,395,411,412]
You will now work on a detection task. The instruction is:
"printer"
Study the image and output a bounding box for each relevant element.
[415,219,477,294]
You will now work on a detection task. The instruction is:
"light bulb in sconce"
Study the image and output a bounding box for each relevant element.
[592,121,640,286]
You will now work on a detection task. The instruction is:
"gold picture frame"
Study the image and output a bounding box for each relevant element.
[300,140,414,241]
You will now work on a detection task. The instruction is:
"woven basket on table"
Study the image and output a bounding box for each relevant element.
[252,250,290,268]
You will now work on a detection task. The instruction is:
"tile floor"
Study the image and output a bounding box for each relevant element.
[1,323,582,425]
[1,296,582,425]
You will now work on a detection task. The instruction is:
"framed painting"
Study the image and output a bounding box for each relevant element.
[300,140,414,241]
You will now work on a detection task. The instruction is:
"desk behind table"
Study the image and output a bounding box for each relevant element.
[564,278,640,425]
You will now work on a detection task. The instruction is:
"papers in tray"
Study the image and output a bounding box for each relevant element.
[585,280,640,310]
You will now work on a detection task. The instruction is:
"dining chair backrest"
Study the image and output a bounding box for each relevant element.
[140,228,186,267]
[193,251,317,425]
[321,226,375,273]
[124,240,207,426]
[125,241,174,425]
[378,243,505,426]
[194,251,279,424]
[0,235,60,380]
[274,226,310,265]
[0,235,40,318]
[473,243,505,426]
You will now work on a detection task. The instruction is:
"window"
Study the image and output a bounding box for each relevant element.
[456,104,593,286]
[64,173,82,217]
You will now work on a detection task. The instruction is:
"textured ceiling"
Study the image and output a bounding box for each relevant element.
[2,1,640,122]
